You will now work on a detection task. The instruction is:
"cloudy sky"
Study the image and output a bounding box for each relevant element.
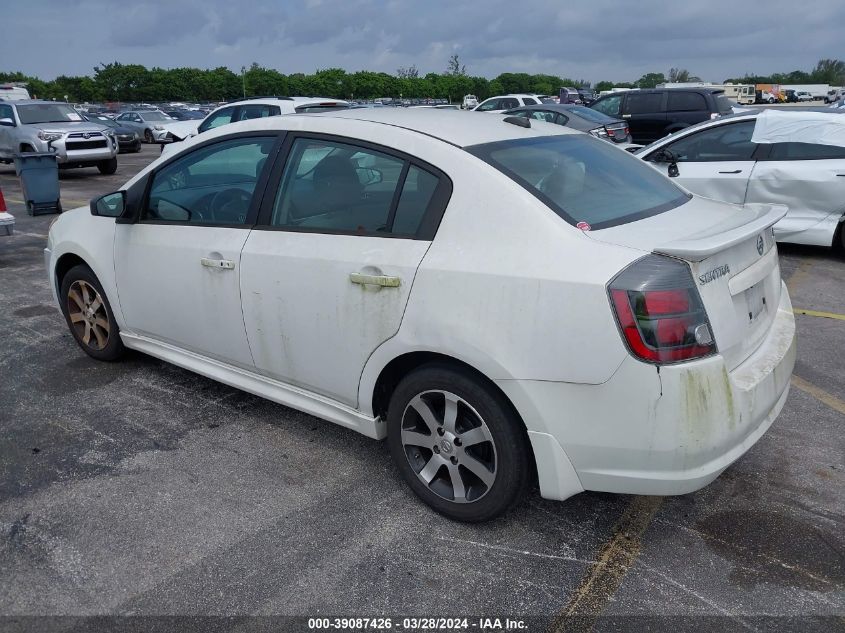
[5,0,844,82]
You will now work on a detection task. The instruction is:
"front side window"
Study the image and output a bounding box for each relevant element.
[624,92,663,115]
[467,135,689,230]
[237,104,281,120]
[270,138,407,233]
[477,99,500,111]
[661,121,756,162]
[592,95,622,117]
[0,104,13,122]
[769,142,845,160]
[198,107,236,133]
[146,136,275,225]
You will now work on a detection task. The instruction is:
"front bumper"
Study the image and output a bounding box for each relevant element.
[30,137,116,165]
[498,281,796,500]
[148,128,170,142]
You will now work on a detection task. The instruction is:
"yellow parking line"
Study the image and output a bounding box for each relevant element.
[791,376,845,416]
[793,308,845,322]
[550,496,663,631]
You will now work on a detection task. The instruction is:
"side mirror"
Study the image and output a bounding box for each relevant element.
[0,118,15,127]
[91,191,126,218]
[650,149,680,177]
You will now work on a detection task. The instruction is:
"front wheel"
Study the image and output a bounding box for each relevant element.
[98,158,117,175]
[387,364,532,522]
[60,264,125,361]
[144,129,154,143]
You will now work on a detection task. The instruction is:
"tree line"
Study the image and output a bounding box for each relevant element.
[0,59,581,104]
[2,58,843,104]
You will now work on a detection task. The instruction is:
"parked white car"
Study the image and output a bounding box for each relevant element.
[795,91,814,102]
[46,109,795,521]
[635,110,845,249]
[472,94,545,113]
[462,94,479,109]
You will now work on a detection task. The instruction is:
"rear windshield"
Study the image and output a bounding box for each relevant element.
[16,103,83,124]
[562,105,614,123]
[467,135,689,230]
[140,111,170,121]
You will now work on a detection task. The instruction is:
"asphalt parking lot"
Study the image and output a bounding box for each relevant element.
[1,141,844,632]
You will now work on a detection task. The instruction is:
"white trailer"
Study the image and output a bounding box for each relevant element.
[0,84,31,101]
[779,84,830,101]
[656,82,755,104]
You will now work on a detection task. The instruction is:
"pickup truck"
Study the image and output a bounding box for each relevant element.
[0,100,118,174]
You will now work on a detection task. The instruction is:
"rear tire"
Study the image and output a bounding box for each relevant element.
[59,264,125,361]
[387,364,531,522]
[97,158,117,175]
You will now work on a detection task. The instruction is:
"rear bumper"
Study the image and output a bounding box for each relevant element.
[498,281,796,500]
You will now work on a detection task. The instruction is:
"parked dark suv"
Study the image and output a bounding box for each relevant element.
[589,88,735,144]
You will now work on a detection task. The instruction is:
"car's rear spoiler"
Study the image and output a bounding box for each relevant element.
[653,204,787,262]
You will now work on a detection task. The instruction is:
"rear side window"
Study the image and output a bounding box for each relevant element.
[467,135,689,230]
[667,92,706,112]
[624,92,663,115]
[393,166,439,235]
[294,103,350,113]
[769,142,845,160]
[715,95,735,114]
[501,98,520,109]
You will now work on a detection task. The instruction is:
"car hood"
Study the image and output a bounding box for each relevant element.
[160,120,198,139]
[28,121,110,133]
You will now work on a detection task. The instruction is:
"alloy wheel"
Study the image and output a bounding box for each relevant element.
[400,390,497,503]
[66,280,110,351]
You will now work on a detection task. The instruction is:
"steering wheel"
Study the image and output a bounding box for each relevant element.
[208,188,252,223]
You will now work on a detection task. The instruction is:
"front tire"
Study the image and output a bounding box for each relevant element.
[60,264,125,361]
[387,364,531,522]
[144,129,154,143]
[98,158,117,175]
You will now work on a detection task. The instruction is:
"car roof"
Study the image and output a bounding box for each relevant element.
[310,107,576,147]
[222,96,349,108]
[6,100,63,106]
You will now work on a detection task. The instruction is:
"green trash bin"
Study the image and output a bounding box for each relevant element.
[14,152,61,216]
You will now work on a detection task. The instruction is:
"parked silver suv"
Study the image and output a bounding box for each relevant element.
[0,100,118,174]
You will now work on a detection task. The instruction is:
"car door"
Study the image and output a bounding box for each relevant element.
[747,141,845,244]
[621,91,667,143]
[114,133,280,367]
[645,120,758,203]
[240,134,451,406]
[0,103,15,157]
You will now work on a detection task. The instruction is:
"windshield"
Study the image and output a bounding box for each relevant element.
[467,135,690,230]
[16,103,84,124]
[562,106,614,123]
[139,111,170,121]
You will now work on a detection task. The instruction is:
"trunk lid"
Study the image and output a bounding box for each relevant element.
[587,199,787,370]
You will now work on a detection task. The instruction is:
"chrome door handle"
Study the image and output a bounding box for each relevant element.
[349,272,401,287]
[201,257,235,270]
[622,114,632,118]
[718,169,742,174]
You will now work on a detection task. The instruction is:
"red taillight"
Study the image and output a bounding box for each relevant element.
[609,255,716,364]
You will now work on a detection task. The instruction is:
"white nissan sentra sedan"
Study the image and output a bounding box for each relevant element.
[45,109,796,522]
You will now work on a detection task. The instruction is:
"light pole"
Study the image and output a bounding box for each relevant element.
[241,66,246,98]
